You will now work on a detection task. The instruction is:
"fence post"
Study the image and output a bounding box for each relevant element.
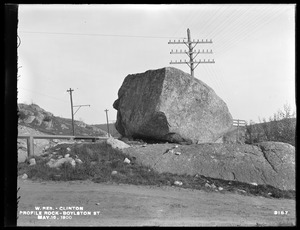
[27,136,34,157]
[237,119,240,142]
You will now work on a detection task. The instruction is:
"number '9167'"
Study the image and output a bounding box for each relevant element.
[274,211,288,215]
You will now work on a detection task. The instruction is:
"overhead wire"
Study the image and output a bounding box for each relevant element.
[198,6,248,93]
[171,7,199,38]
[196,4,237,38]
[215,7,273,53]
[18,87,70,104]
[222,6,290,53]
[18,31,186,39]
[206,6,253,41]
[185,5,235,95]
[216,5,287,54]
[213,5,272,91]
[196,5,288,96]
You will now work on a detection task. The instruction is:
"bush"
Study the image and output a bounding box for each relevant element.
[43,115,52,122]
[245,104,296,146]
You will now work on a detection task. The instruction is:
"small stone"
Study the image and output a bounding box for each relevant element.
[237,189,246,193]
[268,192,272,196]
[174,181,183,186]
[211,184,217,189]
[70,159,76,167]
[96,203,100,206]
[64,154,70,158]
[218,187,224,191]
[205,183,211,188]
[75,158,83,164]
[66,147,71,152]
[175,151,181,155]
[250,182,258,186]
[29,158,36,166]
[22,173,28,179]
[111,171,118,175]
[174,145,179,148]
[124,158,131,164]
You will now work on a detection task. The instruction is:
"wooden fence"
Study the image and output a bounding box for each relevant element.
[18,135,109,157]
[232,119,247,141]
[233,119,247,127]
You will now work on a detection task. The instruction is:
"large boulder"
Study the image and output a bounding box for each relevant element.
[113,67,233,144]
[122,141,295,190]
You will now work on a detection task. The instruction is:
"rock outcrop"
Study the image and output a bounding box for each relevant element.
[122,141,295,190]
[106,137,130,150]
[18,103,107,136]
[113,67,233,144]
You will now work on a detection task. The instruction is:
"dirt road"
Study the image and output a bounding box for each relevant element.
[17,179,295,226]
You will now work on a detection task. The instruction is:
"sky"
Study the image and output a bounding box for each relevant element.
[17,4,296,125]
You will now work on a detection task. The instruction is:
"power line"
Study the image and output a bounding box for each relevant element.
[213,5,288,55]
[18,87,69,104]
[171,7,200,38]
[18,31,185,39]
[194,5,232,37]
[222,7,289,54]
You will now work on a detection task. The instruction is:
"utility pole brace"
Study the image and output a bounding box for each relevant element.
[168,28,215,78]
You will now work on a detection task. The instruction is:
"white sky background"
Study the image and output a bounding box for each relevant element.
[17,4,296,125]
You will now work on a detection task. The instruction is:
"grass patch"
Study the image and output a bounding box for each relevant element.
[18,142,295,200]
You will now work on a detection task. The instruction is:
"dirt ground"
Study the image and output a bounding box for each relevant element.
[17,178,295,226]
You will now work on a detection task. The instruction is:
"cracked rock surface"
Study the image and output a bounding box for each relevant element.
[122,141,295,190]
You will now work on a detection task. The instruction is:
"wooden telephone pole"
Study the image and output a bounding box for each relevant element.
[104,109,110,136]
[67,88,75,136]
[67,88,90,136]
[168,28,215,78]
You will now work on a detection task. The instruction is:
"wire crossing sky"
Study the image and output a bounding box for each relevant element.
[17,4,295,124]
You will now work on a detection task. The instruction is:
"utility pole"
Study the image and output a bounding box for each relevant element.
[168,28,215,78]
[66,89,90,136]
[67,88,75,136]
[104,109,110,136]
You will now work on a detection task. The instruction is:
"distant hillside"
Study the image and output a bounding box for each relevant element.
[92,123,121,138]
[18,103,107,136]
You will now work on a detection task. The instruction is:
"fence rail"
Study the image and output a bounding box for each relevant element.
[18,135,109,157]
[233,119,247,127]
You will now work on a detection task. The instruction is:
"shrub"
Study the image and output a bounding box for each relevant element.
[43,115,52,122]
[245,104,296,146]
